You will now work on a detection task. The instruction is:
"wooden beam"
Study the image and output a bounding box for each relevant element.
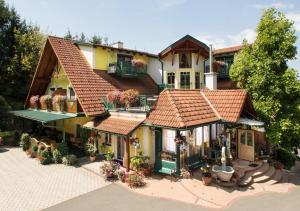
[125,137,130,172]
[35,77,50,83]
[171,51,174,66]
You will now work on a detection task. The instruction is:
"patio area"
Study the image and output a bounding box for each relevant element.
[81,158,300,209]
[0,146,109,211]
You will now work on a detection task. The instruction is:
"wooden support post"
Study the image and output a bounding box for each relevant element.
[125,137,130,172]
[176,130,181,175]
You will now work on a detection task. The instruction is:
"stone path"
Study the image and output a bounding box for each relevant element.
[0,147,109,211]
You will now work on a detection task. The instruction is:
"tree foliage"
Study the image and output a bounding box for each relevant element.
[64,30,108,45]
[230,8,300,148]
[0,0,45,109]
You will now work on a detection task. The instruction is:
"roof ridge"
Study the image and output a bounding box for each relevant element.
[200,91,221,120]
[167,90,186,128]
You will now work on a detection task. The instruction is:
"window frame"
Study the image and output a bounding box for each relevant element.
[167,72,175,88]
[180,72,191,89]
[179,52,192,68]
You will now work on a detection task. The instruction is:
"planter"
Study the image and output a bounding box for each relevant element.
[202,176,212,186]
[90,156,96,162]
[143,167,151,177]
[25,150,31,156]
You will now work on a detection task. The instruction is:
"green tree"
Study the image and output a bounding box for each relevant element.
[0,0,44,109]
[230,8,300,148]
[90,35,102,45]
[0,96,11,130]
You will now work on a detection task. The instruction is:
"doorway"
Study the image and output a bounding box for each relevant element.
[238,129,255,161]
[116,136,125,161]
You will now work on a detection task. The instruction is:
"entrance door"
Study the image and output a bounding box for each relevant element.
[238,129,255,161]
[117,136,124,160]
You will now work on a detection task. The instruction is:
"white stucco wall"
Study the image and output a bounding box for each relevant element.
[78,45,95,69]
[147,57,162,84]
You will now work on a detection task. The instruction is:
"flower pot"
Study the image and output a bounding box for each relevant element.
[143,167,151,176]
[90,156,96,162]
[202,176,212,186]
[25,150,31,156]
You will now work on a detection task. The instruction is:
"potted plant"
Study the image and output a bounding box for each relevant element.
[30,95,39,109]
[117,169,126,182]
[40,149,52,165]
[101,161,119,181]
[30,145,38,158]
[107,90,122,108]
[126,171,146,188]
[40,95,52,111]
[52,95,66,112]
[85,143,97,161]
[37,145,46,161]
[131,59,145,69]
[120,89,139,108]
[20,133,30,155]
[201,166,212,186]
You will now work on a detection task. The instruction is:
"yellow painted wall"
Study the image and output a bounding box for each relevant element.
[94,47,150,70]
[46,63,70,93]
[55,117,90,136]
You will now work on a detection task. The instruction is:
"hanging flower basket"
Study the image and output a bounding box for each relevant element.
[30,95,39,109]
[52,95,66,112]
[40,95,52,111]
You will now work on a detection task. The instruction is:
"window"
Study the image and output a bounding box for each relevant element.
[167,72,175,88]
[180,72,190,89]
[247,131,253,146]
[104,133,112,146]
[241,131,246,145]
[195,72,200,89]
[117,54,133,63]
[163,129,176,152]
[179,52,191,68]
[68,87,76,101]
[50,87,56,95]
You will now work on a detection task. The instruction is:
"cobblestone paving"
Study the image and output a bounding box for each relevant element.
[0,147,109,211]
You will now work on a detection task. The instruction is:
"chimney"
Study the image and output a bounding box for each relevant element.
[112,41,124,49]
[204,44,217,90]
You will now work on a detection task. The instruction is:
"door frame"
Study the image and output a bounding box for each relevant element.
[238,129,255,161]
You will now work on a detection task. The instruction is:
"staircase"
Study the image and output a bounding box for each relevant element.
[237,161,285,187]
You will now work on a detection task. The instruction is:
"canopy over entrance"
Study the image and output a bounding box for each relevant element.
[11,110,78,123]
[237,118,264,127]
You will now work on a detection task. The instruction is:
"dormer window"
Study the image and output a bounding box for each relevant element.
[179,52,191,68]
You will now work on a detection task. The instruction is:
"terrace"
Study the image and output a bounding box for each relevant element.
[108,61,147,78]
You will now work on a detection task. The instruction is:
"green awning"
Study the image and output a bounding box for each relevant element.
[11,109,78,123]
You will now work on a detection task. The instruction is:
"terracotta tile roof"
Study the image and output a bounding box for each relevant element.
[146,89,253,128]
[213,45,244,55]
[84,116,144,136]
[145,89,219,128]
[48,36,116,116]
[202,89,248,122]
[94,70,158,95]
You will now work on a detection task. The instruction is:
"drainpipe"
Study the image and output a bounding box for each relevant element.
[159,58,164,85]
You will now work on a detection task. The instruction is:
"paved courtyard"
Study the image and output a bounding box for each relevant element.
[0,147,109,211]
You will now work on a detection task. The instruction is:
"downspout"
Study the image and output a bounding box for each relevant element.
[159,58,164,85]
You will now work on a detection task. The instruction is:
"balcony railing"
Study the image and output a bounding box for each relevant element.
[102,95,157,113]
[108,61,147,78]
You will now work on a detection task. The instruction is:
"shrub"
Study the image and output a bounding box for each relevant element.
[104,152,114,161]
[126,172,145,188]
[85,143,97,157]
[101,161,119,181]
[274,147,296,170]
[56,141,69,156]
[130,153,149,171]
[53,149,62,164]
[62,154,77,166]
[40,150,52,165]
[20,133,30,151]
[30,145,38,158]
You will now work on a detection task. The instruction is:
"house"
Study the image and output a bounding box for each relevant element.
[11,35,264,175]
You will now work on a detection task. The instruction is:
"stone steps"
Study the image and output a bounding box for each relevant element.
[264,169,283,185]
[253,166,276,183]
[237,162,269,187]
